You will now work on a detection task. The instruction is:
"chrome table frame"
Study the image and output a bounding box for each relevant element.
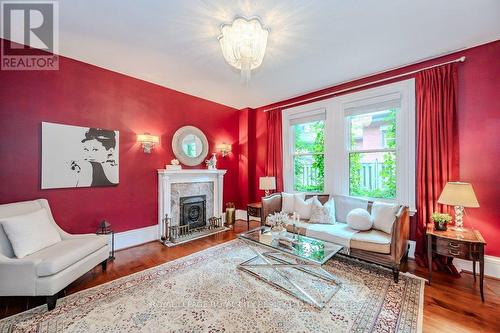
[237,237,341,309]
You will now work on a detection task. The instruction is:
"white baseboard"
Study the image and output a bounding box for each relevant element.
[114,225,158,250]
[235,209,260,221]
[235,209,246,220]
[408,240,416,259]
[454,255,500,279]
[406,240,499,279]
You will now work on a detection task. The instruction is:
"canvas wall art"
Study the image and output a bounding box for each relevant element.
[41,122,119,189]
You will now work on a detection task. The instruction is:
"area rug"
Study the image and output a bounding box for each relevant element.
[0,240,424,333]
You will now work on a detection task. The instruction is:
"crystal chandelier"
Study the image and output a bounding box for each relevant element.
[218,17,269,83]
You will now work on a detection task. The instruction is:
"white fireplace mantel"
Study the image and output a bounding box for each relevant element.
[157,169,226,239]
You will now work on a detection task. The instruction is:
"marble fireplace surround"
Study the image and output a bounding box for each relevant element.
[157,169,226,240]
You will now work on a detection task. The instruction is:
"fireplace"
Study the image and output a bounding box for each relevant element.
[158,169,227,245]
[179,195,206,230]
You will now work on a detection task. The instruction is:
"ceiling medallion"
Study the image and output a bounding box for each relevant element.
[218,16,269,84]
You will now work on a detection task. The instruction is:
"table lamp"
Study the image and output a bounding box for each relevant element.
[259,176,276,197]
[438,182,479,231]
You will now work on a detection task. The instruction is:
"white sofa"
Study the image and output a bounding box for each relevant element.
[0,199,109,310]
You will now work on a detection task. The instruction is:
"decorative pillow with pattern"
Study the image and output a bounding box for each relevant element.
[309,197,336,224]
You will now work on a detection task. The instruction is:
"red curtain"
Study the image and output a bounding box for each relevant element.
[414,63,460,274]
[266,109,284,192]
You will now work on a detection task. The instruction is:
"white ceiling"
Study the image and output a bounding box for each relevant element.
[18,1,500,108]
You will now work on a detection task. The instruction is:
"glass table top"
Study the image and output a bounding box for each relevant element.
[238,226,343,265]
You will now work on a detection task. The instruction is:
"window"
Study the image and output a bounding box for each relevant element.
[282,79,415,212]
[282,108,326,193]
[292,120,324,192]
[347,108,397,199]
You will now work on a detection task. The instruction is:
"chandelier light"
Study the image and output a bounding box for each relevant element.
[218,16,269,83]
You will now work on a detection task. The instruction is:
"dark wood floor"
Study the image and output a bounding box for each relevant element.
[1,220,499,332]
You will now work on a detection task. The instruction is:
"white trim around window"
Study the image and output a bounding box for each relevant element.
[282,103,328,194]
[282,79,416,212]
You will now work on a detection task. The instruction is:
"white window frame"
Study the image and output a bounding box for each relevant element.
[282,103,328,194]
[331,79,416,212]
[282,79,416,212]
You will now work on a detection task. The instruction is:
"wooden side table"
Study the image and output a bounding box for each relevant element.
[246,202,262,230]
[426,224,486,301]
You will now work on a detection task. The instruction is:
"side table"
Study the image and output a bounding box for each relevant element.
[246,202,262,230]
[96,222,115,261]
[426,224,486,301]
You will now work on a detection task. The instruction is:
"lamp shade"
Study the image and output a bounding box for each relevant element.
[438,182,479,207]
[137,133,159,144]
[259,176,276,191]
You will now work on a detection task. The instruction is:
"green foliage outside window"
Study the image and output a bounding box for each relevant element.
[293,121,324,192]
[349,109,397,199]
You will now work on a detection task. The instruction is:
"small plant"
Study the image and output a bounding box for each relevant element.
[431,212,452,231]
[431,212,452,223]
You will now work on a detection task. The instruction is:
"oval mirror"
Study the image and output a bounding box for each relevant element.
[172,126,208,166]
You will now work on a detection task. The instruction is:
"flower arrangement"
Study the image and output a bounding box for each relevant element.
[266,211,289,237]
[267,211,288,229]
[431,212,452,231]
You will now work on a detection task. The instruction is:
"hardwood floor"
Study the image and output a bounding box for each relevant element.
[1,220,499,332]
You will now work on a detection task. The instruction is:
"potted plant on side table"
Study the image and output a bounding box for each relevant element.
[431,212,452,231]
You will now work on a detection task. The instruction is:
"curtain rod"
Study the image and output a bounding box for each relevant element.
[262,56,466,112]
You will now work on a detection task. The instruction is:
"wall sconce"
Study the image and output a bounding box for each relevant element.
[137,133,159,153]
[216,143,232,157]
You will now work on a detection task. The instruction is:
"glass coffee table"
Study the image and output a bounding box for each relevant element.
[238,226,343,309]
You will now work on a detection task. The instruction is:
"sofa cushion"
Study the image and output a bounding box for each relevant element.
[350,229,391,254]
[297,222,391,254]
[309,198,336,224]
[305,223,358,248]
[346,208,372,231]
[281,193,305,213]
[371,202,400,234]
[0,208,61,258]
[26,236,108,277]
[332,195,368,223]
[294,196,314,219]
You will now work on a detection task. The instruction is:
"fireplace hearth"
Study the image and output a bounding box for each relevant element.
[161,194,224,244]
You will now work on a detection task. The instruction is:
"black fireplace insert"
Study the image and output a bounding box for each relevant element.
[179,195,206,229]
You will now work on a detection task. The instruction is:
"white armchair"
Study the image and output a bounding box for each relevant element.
[0,199,109,310]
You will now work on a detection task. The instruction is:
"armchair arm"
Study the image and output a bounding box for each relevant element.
[390,206,410,265]
[0,255,41,296]
[261,193,282,224]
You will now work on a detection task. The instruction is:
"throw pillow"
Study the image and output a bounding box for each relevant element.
[281,192,305,213]
[309,197,336,224]
[346,208,373,231]
[294,196,314,220]
[1,209,61,258]
[371,202,400,234]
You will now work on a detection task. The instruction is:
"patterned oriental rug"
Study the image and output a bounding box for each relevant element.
[0,240,424,333]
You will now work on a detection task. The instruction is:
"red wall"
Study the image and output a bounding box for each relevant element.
[249,41,500,256]
[0,54,239,234]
